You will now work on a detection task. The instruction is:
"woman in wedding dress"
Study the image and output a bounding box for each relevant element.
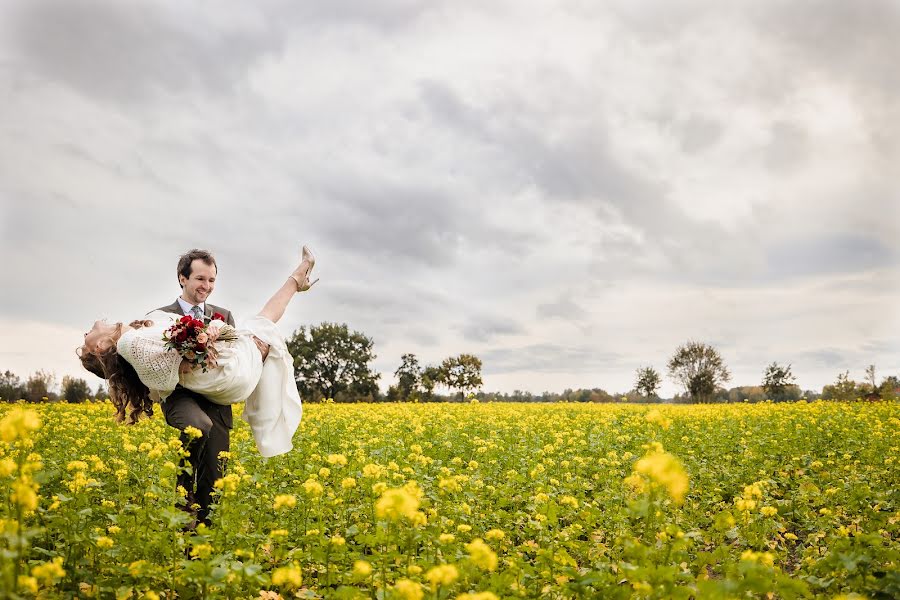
[78,246,317,458]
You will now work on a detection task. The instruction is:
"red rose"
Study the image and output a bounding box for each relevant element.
[212,312,225,321]
[180,315,192,324]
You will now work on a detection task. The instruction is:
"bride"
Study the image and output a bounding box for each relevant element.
[78,246,317,458]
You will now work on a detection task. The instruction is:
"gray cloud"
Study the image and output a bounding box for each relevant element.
[6,0,278,104]
[458,314,525,343]
[482,343,626,376]
[536,296,588,323]
[764,121,809,172]
[766,234,896,280]
[677,115,724,154]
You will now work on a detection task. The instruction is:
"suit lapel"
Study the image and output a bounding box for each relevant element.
[159,300,186,316]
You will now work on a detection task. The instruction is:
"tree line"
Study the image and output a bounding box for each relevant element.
[2,325,896,404]
[632,340,898,403]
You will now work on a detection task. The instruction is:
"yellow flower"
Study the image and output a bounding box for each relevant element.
[439,533,456,543]
[740,550,775,567]
[330,535,345,546]
[190,544,213,559]
[273,494,297,510]
[341,477,357,489]
[9,475,36,509]
[465,538,498,571]
[214,474,240,495]
[0,407,40,442]
[184,426,203,439]
[143,592,160,600]
[319,467,331,478]
[456,594,499,600]
[302,479,324,498]
[735,498,757,512]
[560,495,579,508]
[375,487,420,522]
[425,564,459,589]
[31,557,65,585]
[129,561,148,577]
[362,463,383,478]
[645,409,672,429]
[96,536,114,549]
[327,453,348,466]
[392,579,424,600]
[17,576,38,594]
[352,560,373,578]
[760,506,778,517]
[0,458,16,477]
[271,563,303,589]
[631,449,689,504]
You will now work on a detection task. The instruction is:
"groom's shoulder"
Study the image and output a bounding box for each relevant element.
[207,303,235,325]
[155,300,182,316]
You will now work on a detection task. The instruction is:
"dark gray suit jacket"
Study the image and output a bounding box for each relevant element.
[157,300,235,328]
[157,300,237,428]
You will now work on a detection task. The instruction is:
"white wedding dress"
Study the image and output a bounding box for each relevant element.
[116,310,303,458]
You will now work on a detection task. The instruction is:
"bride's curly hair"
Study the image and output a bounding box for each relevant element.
[78,320,154,424]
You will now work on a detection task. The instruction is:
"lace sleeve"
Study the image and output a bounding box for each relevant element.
[116,327,181,394]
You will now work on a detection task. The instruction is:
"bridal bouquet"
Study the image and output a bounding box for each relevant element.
[163,312,237,372]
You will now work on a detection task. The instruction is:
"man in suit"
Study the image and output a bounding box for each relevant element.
[157,249,236,529]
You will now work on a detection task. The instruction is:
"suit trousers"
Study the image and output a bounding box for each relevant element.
[161,386,232,524]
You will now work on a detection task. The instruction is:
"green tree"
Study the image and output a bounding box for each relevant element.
[440,354,483,400]
[94,383,107,400]
[286,323,380,402]
[667,341,730,403]
[0,370,26,402]
[420,365,444,401]
[62,376,91,404]
[394,353,422,401]
[25,370,56,403]
[879,375,899,401]
[762,362,798,402]
[634,366,662,399]
[821,371,858,401]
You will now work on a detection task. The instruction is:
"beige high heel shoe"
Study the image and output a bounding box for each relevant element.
[289,245,318,291]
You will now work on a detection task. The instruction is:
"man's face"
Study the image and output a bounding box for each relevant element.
[179,259,216,305]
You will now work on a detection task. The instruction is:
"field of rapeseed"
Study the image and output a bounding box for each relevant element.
[1,401,898,599]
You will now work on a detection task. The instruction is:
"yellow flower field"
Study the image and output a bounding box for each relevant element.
[1,401,898,598]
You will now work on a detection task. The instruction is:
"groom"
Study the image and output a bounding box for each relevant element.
[157,249,236,529]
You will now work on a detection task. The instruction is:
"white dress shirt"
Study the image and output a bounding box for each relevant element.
[176,297,205,317]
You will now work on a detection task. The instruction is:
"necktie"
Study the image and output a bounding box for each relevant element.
[191,305,203,320]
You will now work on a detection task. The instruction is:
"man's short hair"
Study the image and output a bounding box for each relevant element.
[177,249,217,288]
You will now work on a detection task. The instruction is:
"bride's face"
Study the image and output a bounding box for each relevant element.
[83,320,118,354]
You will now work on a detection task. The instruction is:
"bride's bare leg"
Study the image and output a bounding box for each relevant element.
[257,247,315,324]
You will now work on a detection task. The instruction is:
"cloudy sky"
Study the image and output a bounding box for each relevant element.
[1,0,898,398]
